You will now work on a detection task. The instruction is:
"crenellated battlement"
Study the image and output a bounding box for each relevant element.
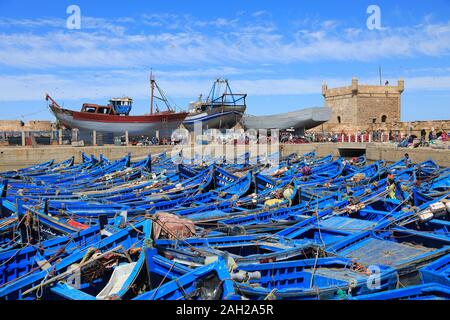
[322,78,404,98]
[321,77,403,128]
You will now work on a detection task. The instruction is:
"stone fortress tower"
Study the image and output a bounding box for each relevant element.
[321,77,404,132]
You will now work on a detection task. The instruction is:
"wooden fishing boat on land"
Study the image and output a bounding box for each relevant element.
[47,75,188,137]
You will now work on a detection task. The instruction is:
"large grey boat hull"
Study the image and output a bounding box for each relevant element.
[241,107,332,132]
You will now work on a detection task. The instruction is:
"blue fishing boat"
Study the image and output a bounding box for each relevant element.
[327,227,450,284]
[419,254,450,286]
[0,150,449,300]
[134,256,237,300]
[234,257,398,300]
[354,283,449,300]
[0,218,151,300]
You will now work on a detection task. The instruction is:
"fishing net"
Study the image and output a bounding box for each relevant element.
[152,212,196,240]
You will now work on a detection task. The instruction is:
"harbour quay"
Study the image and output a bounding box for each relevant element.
[1,142,450,171]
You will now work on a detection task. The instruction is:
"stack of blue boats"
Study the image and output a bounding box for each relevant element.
[0,150,448,300]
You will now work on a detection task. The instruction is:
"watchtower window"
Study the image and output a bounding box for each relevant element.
[337,116,341,124]
[381,115,387,123]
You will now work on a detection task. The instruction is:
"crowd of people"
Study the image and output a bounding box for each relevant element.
[290,128,450,147]
[126,127,448,147]
[128,136,182,146]
[397,128,448,148]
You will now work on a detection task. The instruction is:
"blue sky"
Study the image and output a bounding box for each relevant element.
[0,0,450,121]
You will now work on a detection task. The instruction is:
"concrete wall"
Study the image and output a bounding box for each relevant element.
[0,145,173,171]
[281,143,450,168]
[365,144,450,168]
[309,119,450,137]
[281,142,342,158]
[1,142,449,171]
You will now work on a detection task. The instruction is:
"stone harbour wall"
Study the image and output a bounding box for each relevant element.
[0,120,53,132]
[1,143,449,171]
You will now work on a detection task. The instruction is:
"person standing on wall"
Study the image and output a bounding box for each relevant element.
[442,129,448,142]
[420,128,426,146]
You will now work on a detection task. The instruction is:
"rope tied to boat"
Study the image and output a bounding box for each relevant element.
[350,261,369,274]
[348,279,358,296]
[399,184,410,192]
[36,267,53,300]
[336,288,348,300]
[24,210,33,227]
[264,288,277,300]
[79,254,106,283]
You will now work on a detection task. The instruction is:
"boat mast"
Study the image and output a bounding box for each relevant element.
[150,70,155,115]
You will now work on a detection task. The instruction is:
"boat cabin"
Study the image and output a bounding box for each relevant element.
[188,95,209,114]
[187,79,247,115]
[81,97,133,116]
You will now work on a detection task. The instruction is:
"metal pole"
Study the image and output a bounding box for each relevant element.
[93,130,97,146]
[58,128,63,145]
[125,130,129,146]
[150,71,154,115]
[379,66,382,85]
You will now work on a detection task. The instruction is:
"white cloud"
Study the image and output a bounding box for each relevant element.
[252,10,269,17]
[0,17,64,28]
[2,72,450,103]
[407,76,450,90]
[1,13,450,111]
[1,15,450,70]
[0,16,134,35]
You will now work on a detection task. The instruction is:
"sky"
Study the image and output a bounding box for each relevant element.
[0,0,450,122]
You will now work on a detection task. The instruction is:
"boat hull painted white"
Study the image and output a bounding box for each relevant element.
[183,110,244,131]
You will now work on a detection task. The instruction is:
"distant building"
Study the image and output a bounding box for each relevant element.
[0,120,52,132]
[321,77,404,131]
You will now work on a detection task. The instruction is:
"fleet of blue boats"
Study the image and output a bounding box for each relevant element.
[0,151,449,300]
